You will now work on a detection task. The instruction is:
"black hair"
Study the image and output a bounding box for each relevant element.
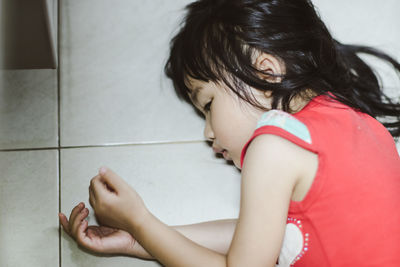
[164,0,400,137]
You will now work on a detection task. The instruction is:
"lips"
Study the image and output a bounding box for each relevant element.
[222,150,230,160]
[212,147,230,160]
[212,147,225,154]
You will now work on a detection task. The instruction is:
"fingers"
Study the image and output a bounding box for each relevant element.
[88,174,102,208]
[59,213,70,234]
[89,184,96,208]
[88,167,127,207]
[98,166,125,192]
[93,176,112,197]
[59,202,89,240]
[71,207,89,237]
[89,173,118,210]
[76,219,90,246]
[69,202,85,228]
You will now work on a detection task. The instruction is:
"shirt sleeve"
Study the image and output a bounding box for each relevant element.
[240,110,317,168]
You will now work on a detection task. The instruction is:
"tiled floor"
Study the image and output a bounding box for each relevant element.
[1,1,399,267]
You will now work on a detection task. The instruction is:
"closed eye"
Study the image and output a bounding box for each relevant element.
[204,100,212,112]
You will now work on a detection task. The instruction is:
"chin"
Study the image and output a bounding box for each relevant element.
[231,159,241,170]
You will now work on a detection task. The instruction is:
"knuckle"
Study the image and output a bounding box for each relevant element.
[78,209,85,217]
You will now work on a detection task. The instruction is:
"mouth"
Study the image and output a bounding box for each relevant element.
[222,150,230,160]
[212,147,231,160]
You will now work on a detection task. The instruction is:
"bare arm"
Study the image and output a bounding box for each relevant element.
[130,219,237,259]
[89,135,307,266]
[125,135,304,266]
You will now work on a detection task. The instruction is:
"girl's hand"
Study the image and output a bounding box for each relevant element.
[59,202,136,256]
[88,167,149,233]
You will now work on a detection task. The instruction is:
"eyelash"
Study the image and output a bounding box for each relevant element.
[204,100,212,111]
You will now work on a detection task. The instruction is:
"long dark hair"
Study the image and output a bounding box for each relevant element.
[164,0,400,137]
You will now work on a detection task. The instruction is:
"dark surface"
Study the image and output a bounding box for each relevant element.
[1,0,57,69]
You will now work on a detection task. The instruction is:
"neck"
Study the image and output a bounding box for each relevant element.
[288,89,317,113]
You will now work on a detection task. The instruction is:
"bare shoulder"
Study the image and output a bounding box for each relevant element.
[242,134,318,201]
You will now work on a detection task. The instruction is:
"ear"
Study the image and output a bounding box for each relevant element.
[254,52,285,83]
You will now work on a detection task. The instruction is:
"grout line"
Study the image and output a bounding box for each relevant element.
[0,147,59,152]
[0,140,207,152]
[59,139,206,149]
[57,0,61,266]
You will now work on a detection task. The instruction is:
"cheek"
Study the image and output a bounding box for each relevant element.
[209,112,226,140]
[209,94,258,154]
[210,109,243,149]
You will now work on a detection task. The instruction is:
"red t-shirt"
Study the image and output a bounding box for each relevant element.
[240,94,400,266]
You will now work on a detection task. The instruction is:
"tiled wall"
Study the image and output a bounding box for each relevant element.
[0,1,399,266]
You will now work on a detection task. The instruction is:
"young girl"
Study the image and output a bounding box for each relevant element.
[59,0,400,266]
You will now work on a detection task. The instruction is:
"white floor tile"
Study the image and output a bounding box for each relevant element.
[314,0,400,51]
[0,150,59,267]
[312,0,400,95]
[60,142,240,266]
[60,0,204,147]
[0,70,58,149]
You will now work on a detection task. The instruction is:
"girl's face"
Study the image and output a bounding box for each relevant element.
[187,78,270,169]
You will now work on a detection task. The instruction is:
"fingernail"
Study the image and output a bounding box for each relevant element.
[99,166,107,175]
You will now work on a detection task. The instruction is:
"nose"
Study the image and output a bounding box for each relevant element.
[203,117,215,141]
